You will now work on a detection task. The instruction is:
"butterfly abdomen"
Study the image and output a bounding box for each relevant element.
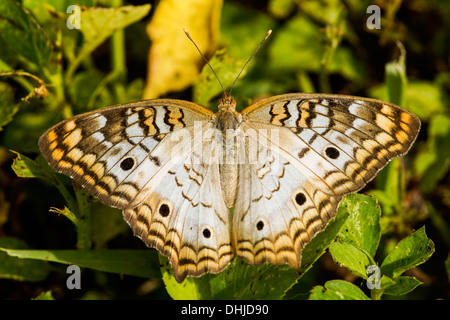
[216,110,241,208]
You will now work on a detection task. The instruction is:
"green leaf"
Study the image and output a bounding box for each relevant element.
[414,114,450,193]
[329,242,372,279]
[380,227,435,279]
[68,70,105,110]
[0,248,160,279]
[336,194,381,257]
[268,0,296,18]
[385,44,407,106]
[193,49,245,109]
[23,0,94,23]
[372,158,405,216]
[0,238,51,282]
[0,0,52,67]
[11,151,50,180]
[405,81,447,121]
[159,254,212,300]
[298,0,350,25]
[369,80,446,121]
[299,203,349,274]
[382,276,422,296]
[11,151,77,211]
[268,15,365,83]
[66,4,151,80]
[220,2,275,60]
[309,280,370,300]
[80,5,151,49]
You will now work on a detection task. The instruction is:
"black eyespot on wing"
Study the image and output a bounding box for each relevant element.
[159,203,170,217]
[325,147,340,159]
[120,157,135,171]
[256,220,264,231]
[295,192,307,206]
[203,228,211,238]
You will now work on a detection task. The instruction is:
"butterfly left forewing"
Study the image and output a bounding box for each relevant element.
[39,99,213,210]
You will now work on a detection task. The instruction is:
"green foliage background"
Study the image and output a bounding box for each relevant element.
[0,0,449,300]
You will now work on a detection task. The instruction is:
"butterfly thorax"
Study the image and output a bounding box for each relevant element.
[216,93,241,208]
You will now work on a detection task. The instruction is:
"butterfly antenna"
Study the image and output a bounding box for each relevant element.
[184,28,225,95]
[229,29,272,94]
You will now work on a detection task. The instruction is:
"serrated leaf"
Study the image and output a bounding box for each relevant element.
[382,276,422,296]
[329,242,372,279]
[381,227,434,279]
[309,280,370,300]
[336,194,381,257]
[299,203,349,274]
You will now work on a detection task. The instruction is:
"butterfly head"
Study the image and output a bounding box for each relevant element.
[218,91,237,112]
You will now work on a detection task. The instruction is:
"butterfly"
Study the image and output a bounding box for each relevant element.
[38,31,420,283]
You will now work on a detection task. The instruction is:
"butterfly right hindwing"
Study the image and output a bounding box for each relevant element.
[233,121,341,269]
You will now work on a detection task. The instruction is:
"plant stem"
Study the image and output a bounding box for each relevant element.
[110,0,127,103]
[74,188,92,250]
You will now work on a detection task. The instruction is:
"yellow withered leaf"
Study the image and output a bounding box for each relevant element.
[143,0,223,99]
